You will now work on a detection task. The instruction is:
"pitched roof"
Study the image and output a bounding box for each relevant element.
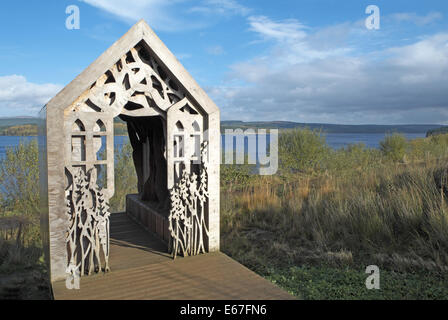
[46,20,219,115]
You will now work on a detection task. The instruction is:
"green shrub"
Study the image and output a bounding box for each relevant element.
[428,134,448,159]
[0,140,39,216]
[279,128,330,173]
[328,143,382,172]
[406,134,448,161]
[0,140,42,272]
[379,133,407,162]
[221,163,255,191]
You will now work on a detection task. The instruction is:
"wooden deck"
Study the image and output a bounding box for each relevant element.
[52,213,294,300]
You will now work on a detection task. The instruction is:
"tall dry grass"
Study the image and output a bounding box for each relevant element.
[2,130,448,292]
[221,130,448,273]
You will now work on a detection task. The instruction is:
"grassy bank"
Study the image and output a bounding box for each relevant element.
[220,130,448,299]
[220,163,448,298]
[1,130,448,299]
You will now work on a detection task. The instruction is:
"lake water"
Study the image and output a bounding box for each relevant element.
[0,133,427,159]
[325,133,425,149]
[0,136,37,159]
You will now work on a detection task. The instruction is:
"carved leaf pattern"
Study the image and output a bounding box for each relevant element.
[168,141,209,259]
[65,167,111,277]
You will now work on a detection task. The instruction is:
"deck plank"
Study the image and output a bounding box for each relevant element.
[52,213,294,300]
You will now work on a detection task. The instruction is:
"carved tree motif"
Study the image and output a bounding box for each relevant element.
[71,42,186,118]
[168,141,209,259]
[65,167,111,277]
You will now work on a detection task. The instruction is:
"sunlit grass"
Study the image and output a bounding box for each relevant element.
[220,130,448,299]
[2,130,448,299]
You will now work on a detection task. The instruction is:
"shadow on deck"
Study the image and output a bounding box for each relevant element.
[52,213,294,300]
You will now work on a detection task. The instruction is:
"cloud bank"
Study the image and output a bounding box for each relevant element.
[210,15,448,124]
[0,75,62,116]
[78,1,447,124]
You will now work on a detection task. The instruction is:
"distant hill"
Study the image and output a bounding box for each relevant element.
[0,117,444,136]
[0,117,128,136]
[221,120,442,134]
[0,117,41,136]
[1,124,38,136]
[0,117,40,127]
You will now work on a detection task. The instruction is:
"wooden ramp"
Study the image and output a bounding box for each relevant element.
[52,213,294,300]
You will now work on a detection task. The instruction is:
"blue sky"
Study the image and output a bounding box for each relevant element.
[0,0,447,124]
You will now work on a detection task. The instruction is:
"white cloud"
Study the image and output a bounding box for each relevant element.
[306,22,353,51]
[175,53,192,60]
[246,16,352,66]
[387,33,448,68]
[0,75,62,116]
[248,16,308,42]
[81,0,249,31]
[189,0,251,16]
[80,0,205,32]
[390,12,443,26]
[206,45,225,55]
[209,16,448,124]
